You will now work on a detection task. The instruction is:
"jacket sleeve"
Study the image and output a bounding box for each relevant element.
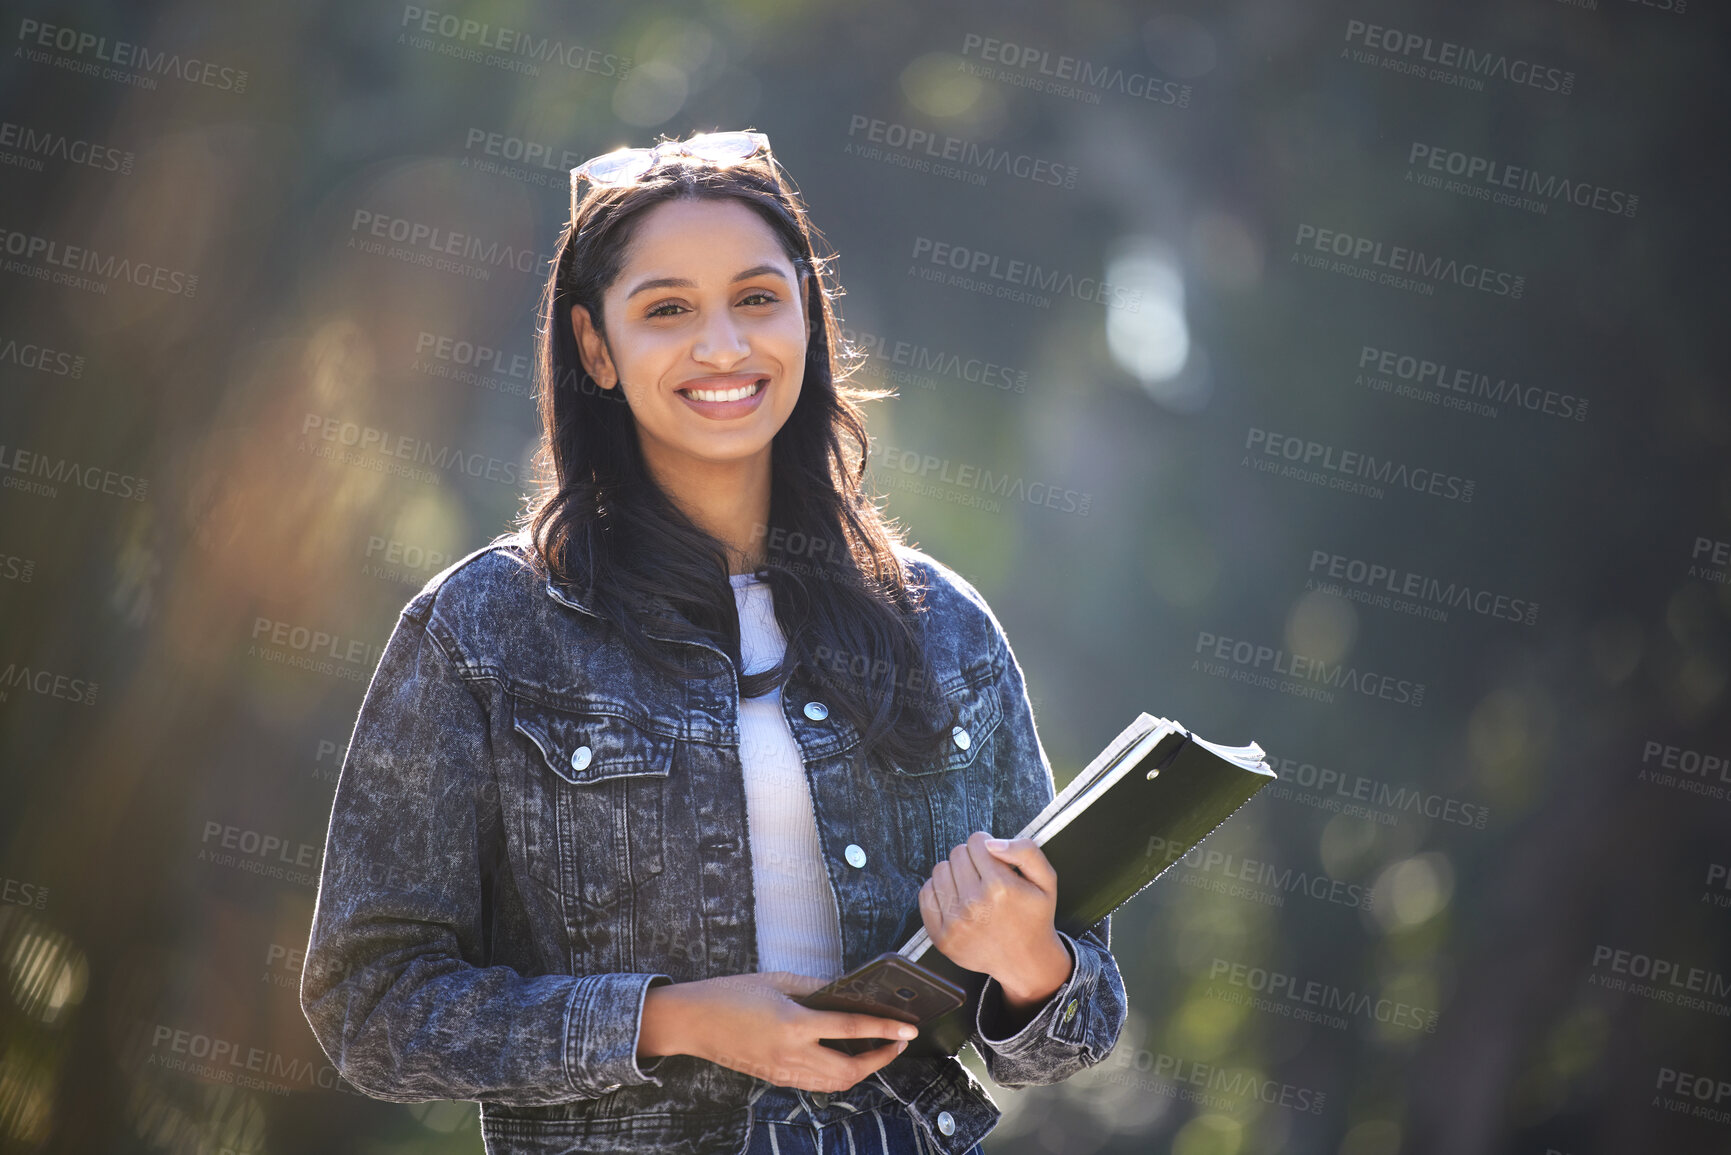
[300,592,674,1104]
[966,616,1128,1088]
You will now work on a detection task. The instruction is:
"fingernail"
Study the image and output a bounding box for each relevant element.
[898,1025,918,1039]
[986,838,1009,850]
[897,1039,908,1051]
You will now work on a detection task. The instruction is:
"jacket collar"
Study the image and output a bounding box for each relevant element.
[540,570,729,659]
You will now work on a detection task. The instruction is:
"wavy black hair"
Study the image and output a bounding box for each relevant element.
[514,129,960,771]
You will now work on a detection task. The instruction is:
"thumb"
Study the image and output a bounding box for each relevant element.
[984,837,1056,889]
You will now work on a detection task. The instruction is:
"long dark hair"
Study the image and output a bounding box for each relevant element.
[514,131,959,771]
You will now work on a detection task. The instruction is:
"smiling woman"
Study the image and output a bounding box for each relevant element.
[568,198,809,542]
[298,128,1127,1155]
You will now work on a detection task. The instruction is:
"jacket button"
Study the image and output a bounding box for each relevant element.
[570,746,592,772]
[844,843,867,868]
[936,1110,955,1136]
[602,1082,620,1092]
[951,726,970,750]
[803,701,829,720]
[809,1090,830,1108]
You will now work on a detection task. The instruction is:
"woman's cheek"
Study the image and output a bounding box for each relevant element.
[768,313,810,354]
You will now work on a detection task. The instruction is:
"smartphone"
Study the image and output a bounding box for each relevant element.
[794,953,967,1055]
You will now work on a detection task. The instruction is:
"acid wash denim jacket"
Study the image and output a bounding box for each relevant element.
[301,535,1127,1155]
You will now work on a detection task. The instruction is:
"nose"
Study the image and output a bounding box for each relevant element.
[692,309,750,369]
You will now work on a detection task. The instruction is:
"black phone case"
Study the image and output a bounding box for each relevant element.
[794,953,967,1055]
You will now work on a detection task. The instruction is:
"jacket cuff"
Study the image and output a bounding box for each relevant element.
[975,930,1089,1051]
[565,972,674,1097]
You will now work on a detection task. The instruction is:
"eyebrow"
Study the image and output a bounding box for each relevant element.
[624,264,791,300]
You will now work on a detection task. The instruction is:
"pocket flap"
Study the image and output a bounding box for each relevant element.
[898,660,1003,775]
[510,695,677,786]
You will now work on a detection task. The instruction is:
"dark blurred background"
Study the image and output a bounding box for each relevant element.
[2,1,1728,1152]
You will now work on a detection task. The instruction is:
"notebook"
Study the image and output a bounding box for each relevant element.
[885,712,1275,1057]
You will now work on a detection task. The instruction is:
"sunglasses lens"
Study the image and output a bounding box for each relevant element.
[682,132,762,162]
[573,133,768,188]
[583,150,654,184]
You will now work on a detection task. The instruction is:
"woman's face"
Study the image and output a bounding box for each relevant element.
[570,196,809,484]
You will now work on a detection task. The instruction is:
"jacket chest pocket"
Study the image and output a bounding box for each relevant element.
[882,662,1004,867]
[509,693,673,913]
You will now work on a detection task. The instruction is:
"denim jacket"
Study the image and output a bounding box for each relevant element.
[300,535,1127,1154]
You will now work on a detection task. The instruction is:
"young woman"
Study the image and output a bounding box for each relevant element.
[301,129,1126,1155]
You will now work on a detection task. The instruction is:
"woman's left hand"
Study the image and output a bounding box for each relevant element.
[918,831,1074,1010]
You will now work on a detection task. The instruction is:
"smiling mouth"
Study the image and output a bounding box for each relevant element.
[680,379,766,403]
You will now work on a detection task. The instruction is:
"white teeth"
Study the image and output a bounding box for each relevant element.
[684,380,762,403]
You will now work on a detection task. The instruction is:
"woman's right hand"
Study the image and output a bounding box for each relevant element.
[638,971,917,1093]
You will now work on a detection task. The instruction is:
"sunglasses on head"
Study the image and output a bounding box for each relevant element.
[569,130,772,191]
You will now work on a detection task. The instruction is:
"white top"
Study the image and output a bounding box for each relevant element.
[731,572,845,981]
